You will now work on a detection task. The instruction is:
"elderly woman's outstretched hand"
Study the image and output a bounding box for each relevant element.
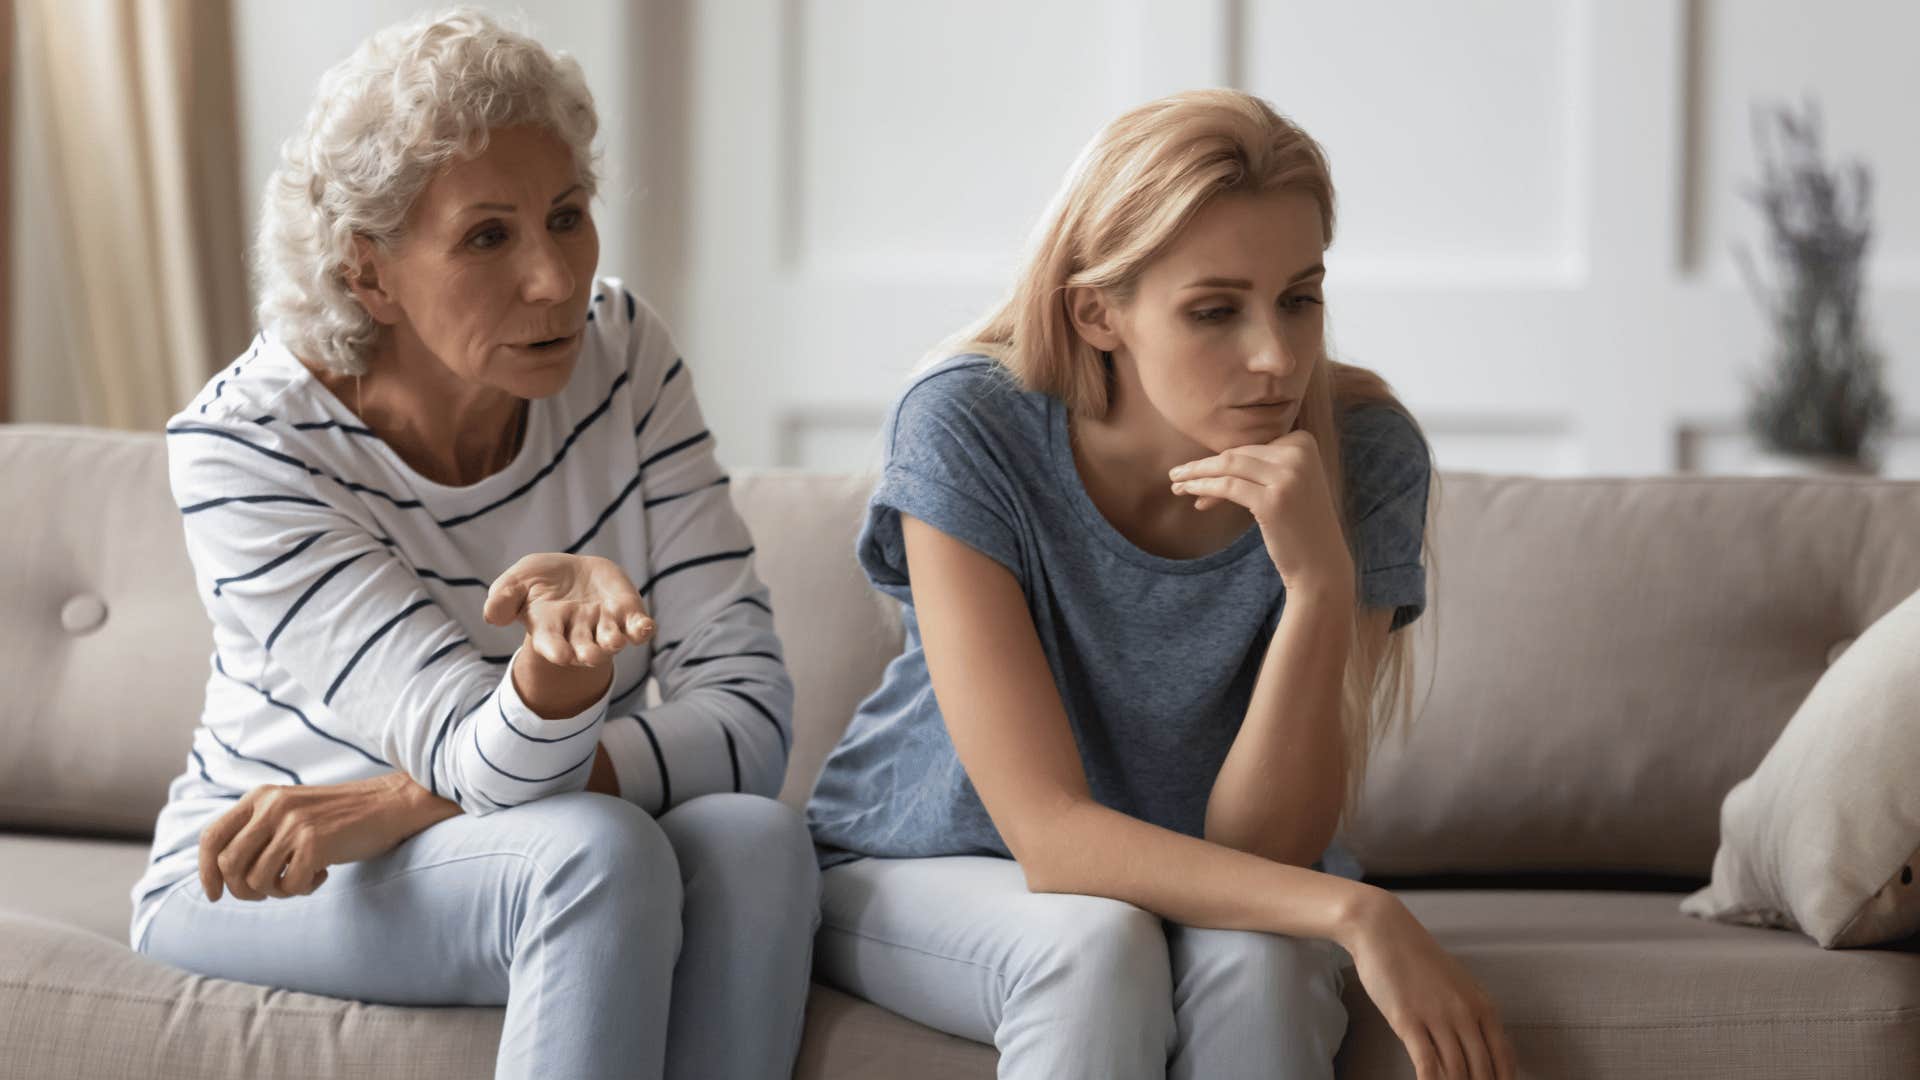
[483,554,655,668]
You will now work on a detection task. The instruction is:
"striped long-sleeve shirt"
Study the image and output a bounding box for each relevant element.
[128,278,792,949]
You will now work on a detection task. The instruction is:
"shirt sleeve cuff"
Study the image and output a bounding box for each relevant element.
[493,644,616,735]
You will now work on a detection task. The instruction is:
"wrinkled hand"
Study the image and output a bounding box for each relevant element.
[1169,430,1354,591]
[197,774,450,902]
[483,553,655,667]
[1347,892,1518,1080]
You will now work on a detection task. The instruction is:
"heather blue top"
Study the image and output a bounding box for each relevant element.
[805,355,1431,877]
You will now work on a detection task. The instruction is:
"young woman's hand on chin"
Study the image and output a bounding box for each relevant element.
[1168,430,1355,597]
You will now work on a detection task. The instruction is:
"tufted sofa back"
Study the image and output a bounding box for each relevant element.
[3,426,1916,877]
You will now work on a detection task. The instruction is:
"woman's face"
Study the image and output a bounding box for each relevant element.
[358,125,599,399]
[1098,189,1326,453]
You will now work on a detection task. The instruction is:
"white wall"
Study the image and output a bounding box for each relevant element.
[17,1,1917,478]
[668,0,1920,477]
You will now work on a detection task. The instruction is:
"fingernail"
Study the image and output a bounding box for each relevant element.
[1169,465,1187,479]
[1171,482,1186,494]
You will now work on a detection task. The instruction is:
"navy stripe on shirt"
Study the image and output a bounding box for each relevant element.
[323,597,433,704]
[634,715,671,809]
[496,695,602,744]
[639,547,754,598]
[630,360,683,440]
[679,648,781,669]
[714,684,788,751]
[471,723,598,785]
[414,567,488,589]
[641,476,729,510]
[264,551,370,651]
[566,472,643,554]
[417,637,469,672]
[215,653,388,766]
[182,493,327,515]
[428,694,489,799]
[291,419,377,437]
[213,531,327,596]
[438,371,632,529]
[202,723,303,785]
[164,425,426,511]
[722,725,741,793]
[638,430,710,472]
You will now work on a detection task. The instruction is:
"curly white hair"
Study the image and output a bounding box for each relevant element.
[253,8,600,374]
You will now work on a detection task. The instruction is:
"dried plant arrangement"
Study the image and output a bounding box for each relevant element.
[1738,99,1893,468]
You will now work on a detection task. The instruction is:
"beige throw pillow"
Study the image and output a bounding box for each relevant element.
[1681,586,1920,948]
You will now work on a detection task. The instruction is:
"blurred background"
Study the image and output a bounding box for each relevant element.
[5,0,1916,477]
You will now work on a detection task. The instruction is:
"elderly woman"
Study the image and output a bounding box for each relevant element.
[126,11,817,1079]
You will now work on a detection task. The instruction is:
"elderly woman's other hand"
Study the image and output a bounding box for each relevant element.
[197,773,461,902]
[484,553,655,668]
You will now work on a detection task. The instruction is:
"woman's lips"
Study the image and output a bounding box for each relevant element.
[516,331,580,350]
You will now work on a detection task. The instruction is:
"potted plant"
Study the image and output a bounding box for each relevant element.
[1738,99,1893,476]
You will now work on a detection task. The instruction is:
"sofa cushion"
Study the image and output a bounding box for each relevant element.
[727,472,904,813]
[1339,474,1920,878]
[0,428,211,837]
[9,839,1918,1080]
[1682,586,1920,947]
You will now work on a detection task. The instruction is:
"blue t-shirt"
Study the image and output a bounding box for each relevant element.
[805,355,1430,878]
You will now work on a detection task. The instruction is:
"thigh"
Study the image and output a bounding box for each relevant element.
[816,854,1167,1045]
[140,792,643,1007]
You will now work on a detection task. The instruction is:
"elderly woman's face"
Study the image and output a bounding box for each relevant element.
[362,125,599,398]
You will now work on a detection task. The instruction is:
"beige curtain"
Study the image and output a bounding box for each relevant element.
[16,0,247,430]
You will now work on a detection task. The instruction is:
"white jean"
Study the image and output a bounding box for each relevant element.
[141,791,820,1080]
[816,854,1350,1080]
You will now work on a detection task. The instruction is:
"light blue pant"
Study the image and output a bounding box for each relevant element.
[816,854,1349,1080]
[139,791,820,1080]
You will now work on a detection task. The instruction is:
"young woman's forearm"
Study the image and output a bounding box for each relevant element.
[1020,793,1382,949]
[1204,586,1353,865]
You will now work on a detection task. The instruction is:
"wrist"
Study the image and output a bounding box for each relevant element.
[1281,578,1356,619]
[513,639,615,719]
[1329,880,1398,952]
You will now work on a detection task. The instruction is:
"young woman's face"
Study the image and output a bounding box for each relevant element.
[365,125,600,399]
[1108,189,1326,452]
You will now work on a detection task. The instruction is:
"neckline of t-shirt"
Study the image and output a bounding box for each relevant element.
[261,334,551,501]
[1046,396,1267,575]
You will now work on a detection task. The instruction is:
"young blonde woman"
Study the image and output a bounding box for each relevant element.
[806,91,1516,1080]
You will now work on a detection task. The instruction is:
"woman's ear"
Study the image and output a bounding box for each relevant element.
[1065,285,1123,352]
[343,236,403,326]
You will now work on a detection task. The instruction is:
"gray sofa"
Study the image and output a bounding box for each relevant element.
[3,423,1918,1078]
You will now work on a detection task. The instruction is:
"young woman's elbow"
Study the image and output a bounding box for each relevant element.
[999,798,1090,894]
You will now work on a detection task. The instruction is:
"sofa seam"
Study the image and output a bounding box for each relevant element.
[0,978,485,1021]
[1500,1010,1920,1030]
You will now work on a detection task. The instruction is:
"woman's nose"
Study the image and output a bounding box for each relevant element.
[1248,324,1295,376]
[521,235,574,304]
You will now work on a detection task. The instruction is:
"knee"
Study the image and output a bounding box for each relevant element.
[1177,928,1346,1007]
[1020,895,1171,1005]
[524,792,682,913]
[661,793,819,901]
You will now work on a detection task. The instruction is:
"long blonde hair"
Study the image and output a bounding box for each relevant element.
[944,89,1434,821]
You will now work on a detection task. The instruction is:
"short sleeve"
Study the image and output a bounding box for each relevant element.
[1340,404,1432,632]
[856,360,1028,603]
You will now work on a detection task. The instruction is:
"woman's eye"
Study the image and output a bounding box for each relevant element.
[1282,294,1324,312]
[551,207,584,232]
[467,224,507,251]
[1191,306,1236,324]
